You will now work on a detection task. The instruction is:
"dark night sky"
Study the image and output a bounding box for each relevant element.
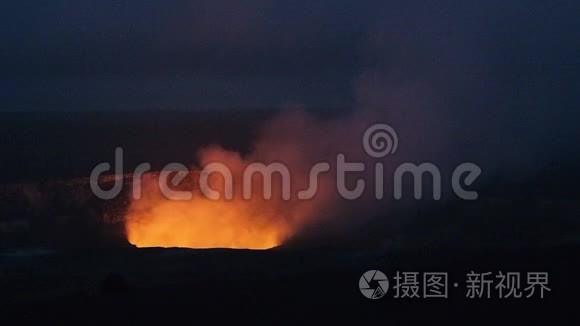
[0,0,578,112]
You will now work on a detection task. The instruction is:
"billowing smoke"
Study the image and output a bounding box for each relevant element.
[126,1,579,249]
[124,108,400,248]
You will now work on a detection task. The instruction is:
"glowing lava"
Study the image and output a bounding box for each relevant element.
[124,173,293,249]
[125,197,292,250]
[124,110,355,250]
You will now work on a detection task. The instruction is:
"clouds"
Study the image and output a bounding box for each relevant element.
[1,1,369,110]
[0,0,578,114]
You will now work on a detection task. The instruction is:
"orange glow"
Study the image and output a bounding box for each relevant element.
[124,172,296,249]
[124,110,350,250]
[126,198,290,249]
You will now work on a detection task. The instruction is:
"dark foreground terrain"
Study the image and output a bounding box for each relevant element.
[1,246,578,323]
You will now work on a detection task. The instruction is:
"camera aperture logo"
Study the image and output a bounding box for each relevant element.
[359,270,389,299]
